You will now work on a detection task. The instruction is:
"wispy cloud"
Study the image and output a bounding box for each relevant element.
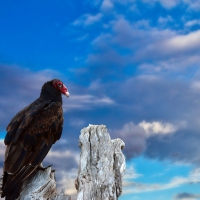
[124,163,143,181]
[112,122,146,159]
[185,20,200,27]
[139,121,177,137]
[64,94,115,111]
[56,168,78,198]
[44,148,79,197]
[0,140,5,174]
[112,120,178,159]
[158,15,174,27]
[142,0,181,9]
[124,168,200,194]
[72,13,102,26]
[100,0,113,11]
[162,30,200,53]
[187,1,200,11]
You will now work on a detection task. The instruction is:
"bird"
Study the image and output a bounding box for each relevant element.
[1,79,70,200]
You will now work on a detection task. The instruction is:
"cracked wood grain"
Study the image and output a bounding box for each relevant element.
[17,167,71,200]
[0,124,125,200]
[75,124,126,200]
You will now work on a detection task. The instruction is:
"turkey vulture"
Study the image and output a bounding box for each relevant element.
[1,79,70,200]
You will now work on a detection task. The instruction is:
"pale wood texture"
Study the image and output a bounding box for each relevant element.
[17,167,71,200]
[0,124,125,200]
[75,124,126,200]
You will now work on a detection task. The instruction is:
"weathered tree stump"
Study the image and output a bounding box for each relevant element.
[17,167,71,200]
[75,124,126,200]
[0,124,125,200]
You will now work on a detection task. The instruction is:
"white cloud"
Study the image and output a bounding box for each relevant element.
[70,0,200,77]
[129,4,140,14]
[69,118,85,127]
[76,5,198,75]
[47,150,79,163]
[135,19,151,29]
[41,147,79,197]
[72,13,102,26]
[64,94,115,111]
[185,20,200,27]
[132,29,200,65]
[0,140,5,176]
[139,55,200,73]
[135,29,200,62]
[100,0,113,11]
[112,120,179,159]
[187,1,200,11]
[124,163,143,181]
[0,140,5,154]
[139,121,177,137]
[158,15,173,24]
[44,150,78,197]
[57,168,78,197]
[163,30,200,52]
[112,122,146,158]
[0,139,5,189]
[191,81,200,91]
[158,0,180,8]
[90,15,184,65]
[124,168,200,194]
[142,0,180,9]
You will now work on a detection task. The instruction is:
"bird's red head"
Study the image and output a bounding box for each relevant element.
[52,79,70,97]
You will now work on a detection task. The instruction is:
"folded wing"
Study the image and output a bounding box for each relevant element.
[2,99,63,197]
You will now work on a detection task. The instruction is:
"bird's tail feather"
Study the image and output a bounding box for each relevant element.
[2,165,36,199]
[5,184,21,200]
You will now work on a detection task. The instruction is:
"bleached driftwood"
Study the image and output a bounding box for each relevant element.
[17,167,71,200]
[75,124,126,200]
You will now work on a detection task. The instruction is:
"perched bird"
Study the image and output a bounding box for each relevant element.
[1,79,69,200]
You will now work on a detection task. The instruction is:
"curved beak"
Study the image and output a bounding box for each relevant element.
[65,91,70,98]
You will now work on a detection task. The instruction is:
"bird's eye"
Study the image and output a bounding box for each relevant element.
[58,83,63,88]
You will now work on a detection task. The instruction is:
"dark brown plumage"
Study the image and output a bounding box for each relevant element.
[1,79,69,200]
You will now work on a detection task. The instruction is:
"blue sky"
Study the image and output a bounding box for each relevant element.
[1,0,200,199]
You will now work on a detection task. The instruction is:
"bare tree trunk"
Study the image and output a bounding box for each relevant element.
[75,124,126,200]
[17,167,71,200]
[1,124,125,200]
